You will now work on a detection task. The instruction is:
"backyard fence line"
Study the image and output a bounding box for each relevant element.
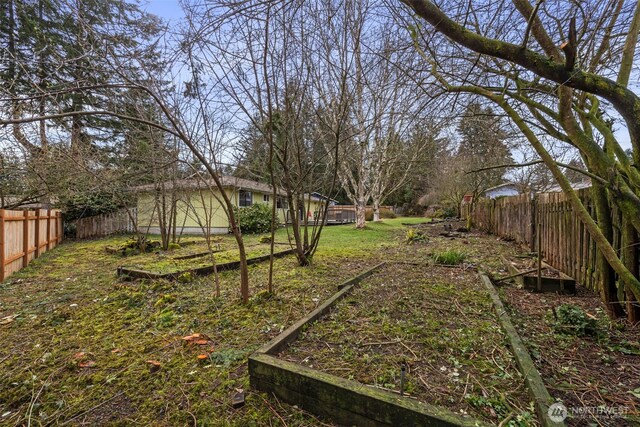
[0,209,63,281]
[73,208,137,239]
[464,188,638,293]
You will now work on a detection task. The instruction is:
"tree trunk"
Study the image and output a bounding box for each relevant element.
[592,184,624,318]
[286,193,310,266]
[622,218,640,323]
[355,199,366,228]
[372,200,381,221]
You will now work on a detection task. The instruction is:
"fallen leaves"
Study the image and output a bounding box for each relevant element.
[183,333,215,361]
[72,351,96,368]
[0,314,18,325]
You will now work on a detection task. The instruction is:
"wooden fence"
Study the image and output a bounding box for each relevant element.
[0,209,63,281]
[73,208,137,239]
[464,189,639,292]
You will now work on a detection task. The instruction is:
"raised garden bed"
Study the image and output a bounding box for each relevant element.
[249,263,492,426]
[251,262,540,426]
[501,254,576,294]
[117,248,295,281]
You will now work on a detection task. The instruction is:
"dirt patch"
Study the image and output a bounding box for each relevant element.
[502,284,640,426]
[279,263,538,425]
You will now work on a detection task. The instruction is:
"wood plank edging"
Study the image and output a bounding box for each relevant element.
[116,249,297,281]
[249,353,488,427]
[256,262,386,355]
[247,264,490,427]
[479,273,565,427]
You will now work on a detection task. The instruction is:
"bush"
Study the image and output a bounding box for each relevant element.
[380,210,397,219]
[553,304,599,337]
[433,206,458,219]
[235,203,276,234]
[405,228,426,243]
[366,210,397,221]
[167,242,181,251]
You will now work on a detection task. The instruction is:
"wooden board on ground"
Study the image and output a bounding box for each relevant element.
[500,254,576,294]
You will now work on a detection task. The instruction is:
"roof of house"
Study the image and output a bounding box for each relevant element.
[131,176,334,202]
[131,175,282,194]
[484,182,519,193]
[546,180,592,193]
[309,192,339,204]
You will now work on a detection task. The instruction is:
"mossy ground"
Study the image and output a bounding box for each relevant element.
[1,218,524,426]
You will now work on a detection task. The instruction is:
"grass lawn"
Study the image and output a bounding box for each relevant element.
[0,217,523,426]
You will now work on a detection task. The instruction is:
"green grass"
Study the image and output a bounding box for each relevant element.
[432,249,467,265]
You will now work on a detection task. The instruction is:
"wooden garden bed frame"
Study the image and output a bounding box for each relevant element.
[249,263,491,427]
[116,249,295,281]
[501,254,576,294]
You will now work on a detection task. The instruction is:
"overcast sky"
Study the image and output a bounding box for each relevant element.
[142,0,634,151]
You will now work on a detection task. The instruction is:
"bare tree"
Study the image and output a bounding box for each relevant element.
[398,0,640,319]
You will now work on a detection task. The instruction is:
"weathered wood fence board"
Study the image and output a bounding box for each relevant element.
[0,209,63,281]
[73,208,137,239]
[464,189,639,293]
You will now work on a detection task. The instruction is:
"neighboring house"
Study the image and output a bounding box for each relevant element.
[133,176,325,235]
[546,180,592,193]
[483,183,521,199]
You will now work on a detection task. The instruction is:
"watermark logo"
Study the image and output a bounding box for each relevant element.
[548,402,568,422]
[547,402,631,422]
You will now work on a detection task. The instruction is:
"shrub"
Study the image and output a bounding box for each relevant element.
[167,242,181,251]
[433,206,458,219]
[380,210,397,219]
[553,304,599,337]
[112,237,160,256]
[177,271,194,283]
[432,250,466,265]
[234,203,276,234]
[366,210,397,221]
[259,235,272,244]
[405,228,426,243]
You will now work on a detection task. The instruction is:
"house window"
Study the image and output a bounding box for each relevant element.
[263,194,270,202]
[239,190,253,207]
[276,196,288,209]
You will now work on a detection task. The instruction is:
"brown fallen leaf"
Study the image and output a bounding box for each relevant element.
[72,352,86,360]
[196,354,208,361]
[79,360,96,368]
[194,339,209,345]
[0,315,17,325]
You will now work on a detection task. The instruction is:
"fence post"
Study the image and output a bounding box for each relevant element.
[530,194,537,253]
[46,209,51,250]
[57,211,62,243]
[35,210,41,258]
[0,210,5,281]
[22,210,29,267]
